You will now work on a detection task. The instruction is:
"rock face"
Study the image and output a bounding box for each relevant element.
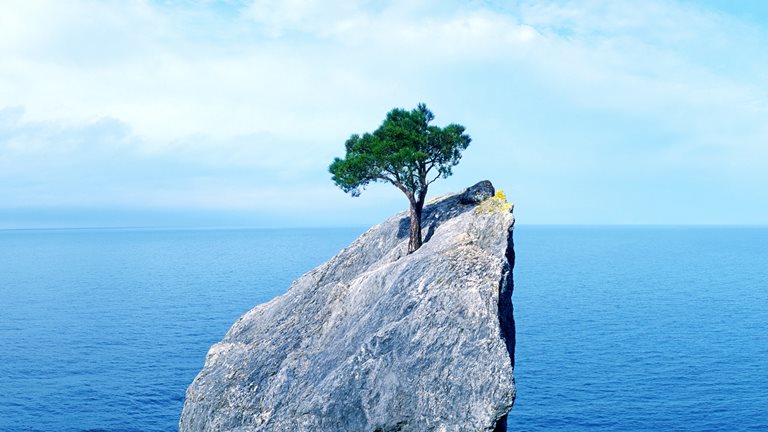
[180,181,516,432]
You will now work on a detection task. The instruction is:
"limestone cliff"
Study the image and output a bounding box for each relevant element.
[179,181,516,432]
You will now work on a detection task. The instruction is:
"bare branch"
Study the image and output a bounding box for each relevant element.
[426,170,442,186]
[398,182,415,201]
[424,161,435,177]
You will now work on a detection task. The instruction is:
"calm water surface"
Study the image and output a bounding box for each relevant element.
[1,226,766,431]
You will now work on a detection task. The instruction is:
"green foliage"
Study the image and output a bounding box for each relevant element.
[329,103,471,199]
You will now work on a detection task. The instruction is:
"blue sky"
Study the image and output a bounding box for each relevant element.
[1,0,766,228]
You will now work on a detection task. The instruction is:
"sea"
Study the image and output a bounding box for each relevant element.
[0,226,766,431]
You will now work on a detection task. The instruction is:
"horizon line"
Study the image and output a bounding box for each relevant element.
[2,223,767,232]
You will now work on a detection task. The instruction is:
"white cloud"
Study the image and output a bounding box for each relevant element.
[0,0,543,142]
[0,0,767,224]
[243,0,365,37]
[0,106,405,224]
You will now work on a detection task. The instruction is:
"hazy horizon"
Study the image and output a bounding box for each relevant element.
[2,220,767,231]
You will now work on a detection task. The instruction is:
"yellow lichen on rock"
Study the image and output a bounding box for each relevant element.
[475,189,513,214]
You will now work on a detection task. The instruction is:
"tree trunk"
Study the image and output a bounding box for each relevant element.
[408,199,424,254]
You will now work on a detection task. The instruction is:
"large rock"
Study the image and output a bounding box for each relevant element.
[180,181,516,432]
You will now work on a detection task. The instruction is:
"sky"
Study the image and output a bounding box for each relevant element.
[1,0,766,228]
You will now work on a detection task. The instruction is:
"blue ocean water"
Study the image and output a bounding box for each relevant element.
[509,226,768,432]
[1,226,766,431]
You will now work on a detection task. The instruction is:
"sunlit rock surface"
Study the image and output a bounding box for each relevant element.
[180,181,516,432]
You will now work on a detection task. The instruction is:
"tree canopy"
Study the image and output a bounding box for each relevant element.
[329,103,470,253]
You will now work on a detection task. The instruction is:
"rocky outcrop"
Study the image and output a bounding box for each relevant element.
[180,181,516,432]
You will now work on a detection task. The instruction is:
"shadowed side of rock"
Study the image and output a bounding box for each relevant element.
[493,221,516,432]
[180,181,516,432]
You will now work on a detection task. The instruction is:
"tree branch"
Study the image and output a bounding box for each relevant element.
[379,174,397,185]
[426,170,442,186]
[383,166,405,186]
[379,174,414,201]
